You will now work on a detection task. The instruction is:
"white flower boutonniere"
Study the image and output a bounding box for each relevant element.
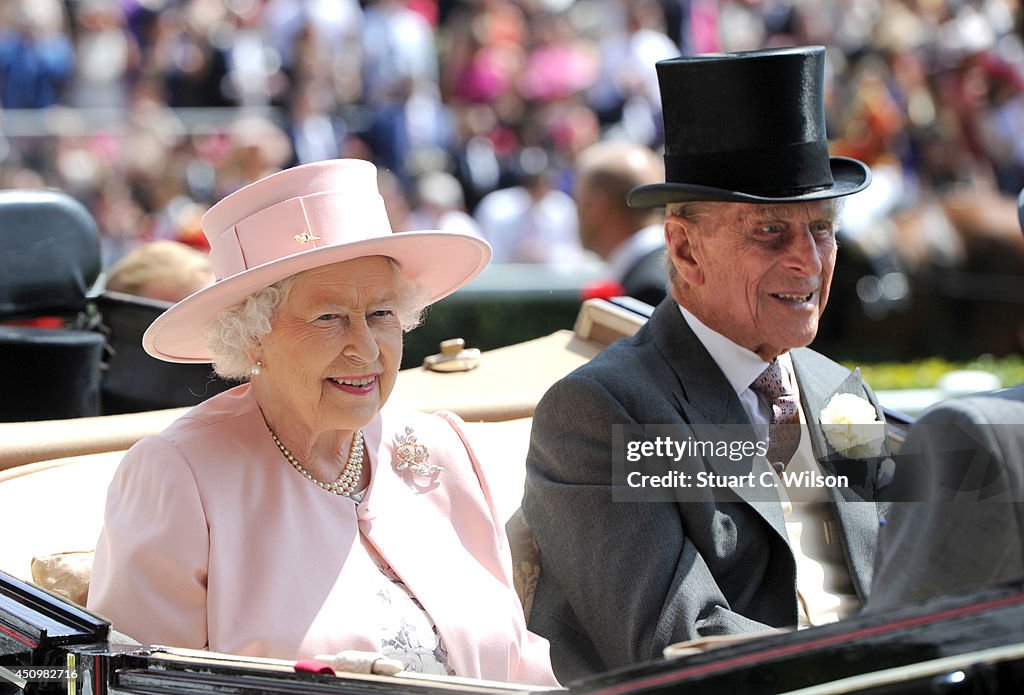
[819,393,886,459]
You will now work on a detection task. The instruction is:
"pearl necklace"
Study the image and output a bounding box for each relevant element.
[268,427,365,497]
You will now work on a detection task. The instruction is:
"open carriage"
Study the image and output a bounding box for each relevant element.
[2,189,1023,694]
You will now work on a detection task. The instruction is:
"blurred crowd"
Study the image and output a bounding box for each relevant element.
[0,0,1023,283]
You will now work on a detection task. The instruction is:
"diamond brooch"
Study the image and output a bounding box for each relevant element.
[394,426,441,477]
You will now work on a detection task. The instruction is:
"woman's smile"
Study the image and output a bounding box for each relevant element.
[327,374,379,395]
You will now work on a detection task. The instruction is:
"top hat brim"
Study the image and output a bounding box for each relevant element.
[143,231,490,363]
[627,157,871,208]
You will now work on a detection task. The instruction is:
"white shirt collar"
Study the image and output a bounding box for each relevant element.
[606,224,664,281]
[677,304,799,427]
[678,304,769,396]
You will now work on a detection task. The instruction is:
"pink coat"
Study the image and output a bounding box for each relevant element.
[88,385,557,686]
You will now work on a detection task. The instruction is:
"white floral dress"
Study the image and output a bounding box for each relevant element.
[352,490,454,675]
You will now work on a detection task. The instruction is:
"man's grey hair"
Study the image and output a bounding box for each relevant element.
[665,198,844,226]
[205,258,430,381]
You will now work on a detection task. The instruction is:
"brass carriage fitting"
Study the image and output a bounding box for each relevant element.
[423,338,481,373]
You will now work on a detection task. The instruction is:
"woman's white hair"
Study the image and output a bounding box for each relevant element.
[205,258,431,381]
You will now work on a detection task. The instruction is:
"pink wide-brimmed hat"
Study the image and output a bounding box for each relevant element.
[143,159,491,363]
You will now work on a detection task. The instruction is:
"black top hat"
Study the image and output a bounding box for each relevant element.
[628,46,871,208]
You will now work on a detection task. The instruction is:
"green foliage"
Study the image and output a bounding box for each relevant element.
[847,355,1024,390]
[402,296,583,369]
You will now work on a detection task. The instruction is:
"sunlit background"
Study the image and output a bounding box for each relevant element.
[1,0,1023,405]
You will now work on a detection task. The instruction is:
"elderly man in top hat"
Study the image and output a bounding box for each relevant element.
[867,188,1024,611]
[522,46,891,682]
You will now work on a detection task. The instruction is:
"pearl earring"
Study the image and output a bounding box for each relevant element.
[250,361,263,376]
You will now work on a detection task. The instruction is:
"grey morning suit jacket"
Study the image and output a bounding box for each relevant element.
[869,384,1024,610]
[522,297,887,683]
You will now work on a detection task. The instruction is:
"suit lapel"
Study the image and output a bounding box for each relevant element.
[648,300,748,425]
[790,349,835,467]
[790,349,880,600]
[792,350,883,497]
[354,413,504,679]
[647,301,787,539]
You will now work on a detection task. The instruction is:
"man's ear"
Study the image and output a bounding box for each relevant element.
[666,216,704,286]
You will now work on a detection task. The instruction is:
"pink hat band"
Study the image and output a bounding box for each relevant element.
[207,189,392,281]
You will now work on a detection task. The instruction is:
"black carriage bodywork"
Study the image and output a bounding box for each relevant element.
[3,569,1024,695]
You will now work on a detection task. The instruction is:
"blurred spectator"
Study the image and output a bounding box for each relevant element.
[831,52,916,281]
[104,239,213,303]
[268,0,358,166]
[584,0,679,144]
[90,176,150,267]
[440,0,527,107]
[939,5,1024,193]
[672,0,720,54]
[0,0,1019,358]
[285,80,344,165]
[148,2,230,108]
[360,0,442,186]
[473,146,583,266]
[376,165,415,231]
[407,170,484,239]
[516,10,598,103]
[68,0,139,110]
[0,0,74,108]
[220,115,294,196]
[264,0,363,89]
[573,139,667,306]
[218,0,285,107]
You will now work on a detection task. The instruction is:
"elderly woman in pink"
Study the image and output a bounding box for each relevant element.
[87,159,558,686]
